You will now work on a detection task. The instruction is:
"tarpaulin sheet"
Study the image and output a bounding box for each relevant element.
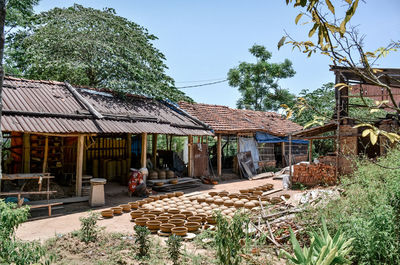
[255,132,309,144]
[239,137,259,170]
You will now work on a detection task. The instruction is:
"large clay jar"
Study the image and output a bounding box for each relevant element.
[149,171,158,180]
[158,170,166,179]
[166,170,175,179]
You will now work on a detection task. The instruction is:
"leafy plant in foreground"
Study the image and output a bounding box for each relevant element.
[167,234,183,265]
[79,211,100,243]
[134,225,151,258]
[281,218,353,265]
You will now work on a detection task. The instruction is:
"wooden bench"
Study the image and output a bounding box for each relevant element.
[28,202,63,216]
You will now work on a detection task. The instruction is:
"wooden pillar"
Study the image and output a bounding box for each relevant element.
[127,133,132,169]
[23,133,30,173]
[188,135,193,177]
[83,136,87,174]
[152,134,158,168]
[42,136,49,173]
[76,135,84,196]
[217,134,222,177]
[281,142,286,166]
[288,134,293,189]
[141,133,147,168]
[308,139,313,162]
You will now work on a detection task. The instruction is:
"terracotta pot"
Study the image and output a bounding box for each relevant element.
[224,200,234,207]
[135,217,150,226]
[206,215,217,224]
[197,196,206,203]
[253,190,263,196]
[244,202,256,209]
[171,214,186,220]
[205,198,214,204]
[168,208,180,214]
[169,179,178,184]
[283,194,291,199]
[169,219,185,226]
[234,201,244,208]
[101,210,113,218]
[159,194,168,199]
[249,195,259,201]
[181,211,194,218]
[187,216,202,223]
[156,216,169,223]
[228,193,239,199]
[238,195,249,200]
[160,223,175,233]
[171,226,188,236]
[239,189,248,194]
[218,191,229,197]
[149,171,158,180]
[166,170,175,179]
[270,197,283,204]
[112,207,123,215]
[149,195,160,201]
[166,192,175,198]
[119,204,131,212]
[185,222,201,232]
[146,220,161,230]
[137,200,146,206]
[129,202,139,210]
[160,213,173,218]
[208,191,218,197]
[265,184,274,190]
[144,198,154,203]
[130,210,144,219]
[142,214,156,220]
[141,208,150,213]
[260,196,269,202]
[149,210,163,216]
[158,170,166,179]
[174,191,184,197]
[194,214,207,223]
[214,199,224,205]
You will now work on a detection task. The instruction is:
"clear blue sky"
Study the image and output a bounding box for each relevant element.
[36,0,400,108]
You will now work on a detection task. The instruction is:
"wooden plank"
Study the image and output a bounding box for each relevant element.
[262,188,283,196]
[217,134,222,176]
[0,191,57,196]
[23,133,30,173]
[76,135,84,196]
[141,133,147,168]
[1,173,53,180]
[152,134,158,167]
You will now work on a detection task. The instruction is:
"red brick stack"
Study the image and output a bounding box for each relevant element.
[293,163,336,186]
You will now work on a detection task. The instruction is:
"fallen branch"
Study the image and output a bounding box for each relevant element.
[262,208,302,220]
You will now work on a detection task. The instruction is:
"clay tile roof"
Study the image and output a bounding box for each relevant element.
[178,101,303,136]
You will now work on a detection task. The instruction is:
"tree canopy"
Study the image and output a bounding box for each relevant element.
[7,4,192,102]
[227,44,295,111]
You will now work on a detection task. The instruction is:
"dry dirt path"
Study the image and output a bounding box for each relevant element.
[16,177,299,242]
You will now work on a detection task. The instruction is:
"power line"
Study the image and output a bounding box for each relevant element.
[175,78,227,84]
[176,79,228,89]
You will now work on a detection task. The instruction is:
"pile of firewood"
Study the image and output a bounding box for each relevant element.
[293,163,336,186]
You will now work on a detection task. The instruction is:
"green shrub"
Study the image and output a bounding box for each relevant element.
[214,212,250,265]
[79,211,100,243]
[167,234,183,265]
[281,218,353,265]
[299,148,400,264]
[0,199,52,264]
[134,225,151,258]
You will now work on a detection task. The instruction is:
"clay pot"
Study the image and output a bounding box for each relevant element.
[112,207,123,215]
[129,202,139,210]
[283,194,291,199]
[181,211,194,218]
[238,195,249,200]
[234,201,244,208]
[218,191,229,197]
[166,192,175,198]
[149,209,163,215]
[206,215,217,224]
[141,208,150,213]
[194,214,207,223]
[160,223,175,233]
[155,216,169,223]
[265,184,274,190]
[169,179,178,184]
[185,222,201,232]
[197,196,206,203]
[270,197,283,204]
[135,217,150,226]
[205,198,214,204]
[149,195,160,201]
[130,210,144,219]
[142,214,156,220]
[248,188,255,193]
[146,220,161,230]
[169,219,185,226]
[160,213,173,218]
[249,195,259,201]
[174,191,184,197]
[119,204,131,212]
[158,170,166,179]
[228,193,239,199]
[244,202,256,209]
[187,216,202,223]
[159,194,168,200]
[214,199,224,205]
[260,196,269,202]
[224,200,234,207]
[166,170,175,179]
[168,208,180,214]
[149,171,158,180]
[171,214,186,220]
[144,198,154,203]
[208,191,218,197]
[253,190,263,196]
[239,189,248,194]
[171,227,188,236]
[137,200,146,206]
[101,210,113,218]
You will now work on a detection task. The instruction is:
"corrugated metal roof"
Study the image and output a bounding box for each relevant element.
[1,77,212,136]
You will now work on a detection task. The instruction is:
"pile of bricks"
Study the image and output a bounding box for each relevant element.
[293,163,336,186]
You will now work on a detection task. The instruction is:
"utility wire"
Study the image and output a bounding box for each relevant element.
[176,78,227,84]
[176,79,228,89]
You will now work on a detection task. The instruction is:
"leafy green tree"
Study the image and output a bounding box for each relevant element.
[227,44,296,111]
[7,4,192,102]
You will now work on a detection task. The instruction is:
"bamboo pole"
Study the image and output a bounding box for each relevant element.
[76,135,84,196]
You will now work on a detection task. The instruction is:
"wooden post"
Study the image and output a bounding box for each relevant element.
[281,142,286,167]
[308,139,313,162]
[42,136,49,173]
[23,133,30,173]
[288,134,292,189]
[152,134,158,168]
[141,133,147,168]
[188,135,193,177]
[217,134,222,177]
[76,135,84,196]
[127,133,132,169]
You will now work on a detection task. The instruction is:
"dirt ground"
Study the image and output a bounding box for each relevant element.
[16,176,300,242]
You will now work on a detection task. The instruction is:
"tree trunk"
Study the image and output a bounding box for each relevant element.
[0,0,6,180]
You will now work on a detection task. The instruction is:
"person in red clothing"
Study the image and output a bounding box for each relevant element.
[128,168,149,197]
